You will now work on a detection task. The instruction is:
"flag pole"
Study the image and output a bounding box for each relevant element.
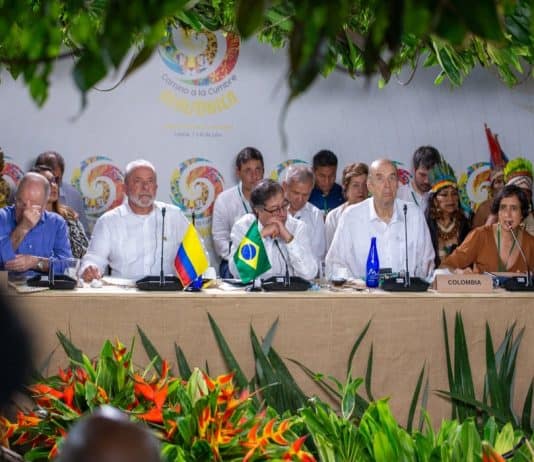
[247,277,262,292]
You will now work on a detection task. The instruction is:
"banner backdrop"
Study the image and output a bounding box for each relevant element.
[1,27,533,262]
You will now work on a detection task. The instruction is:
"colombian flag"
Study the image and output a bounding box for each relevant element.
[174,224,209,287]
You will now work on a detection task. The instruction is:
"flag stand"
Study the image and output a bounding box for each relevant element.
[247,277,262,292]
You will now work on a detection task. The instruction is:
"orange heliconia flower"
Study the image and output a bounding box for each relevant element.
[482,442,506,462]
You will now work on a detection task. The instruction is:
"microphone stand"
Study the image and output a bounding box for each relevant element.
[381,203,429,292]
[136,206,183,291]
[261,239,311,291]
[504,227,534,291]
[403,204,410,288]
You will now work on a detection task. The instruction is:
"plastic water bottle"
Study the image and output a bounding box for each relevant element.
[366,237,380,288]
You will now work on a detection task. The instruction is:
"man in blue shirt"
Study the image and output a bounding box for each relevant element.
[0,172,72,277]
[308,149,345,218]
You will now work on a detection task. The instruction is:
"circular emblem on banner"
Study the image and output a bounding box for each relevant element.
[71,156,126,224]
[170,158,225,219]
[458,161,491,215]
[392,160,411,185]
[2,157,24,193]
[270,159,309,182]
[159,28,240,86]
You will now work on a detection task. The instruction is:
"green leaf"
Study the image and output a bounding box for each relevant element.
[57,331,84,365]
[174,342,192,380]
[207,312,248,390]
[72,51,107,92]
[365,342,374,402]
[407,364,425,433]
[236,0,266,39]
[136,325,164,376]
[346,318,372,377]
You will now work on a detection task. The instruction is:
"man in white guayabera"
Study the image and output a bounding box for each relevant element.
[326,159,435,280]
[80,159,194,282]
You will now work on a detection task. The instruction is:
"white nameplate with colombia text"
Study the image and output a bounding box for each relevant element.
[435,274,493,293]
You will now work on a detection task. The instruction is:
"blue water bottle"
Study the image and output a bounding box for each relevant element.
[366,237,380,288]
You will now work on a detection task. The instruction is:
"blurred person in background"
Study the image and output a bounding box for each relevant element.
[325,162,368,249]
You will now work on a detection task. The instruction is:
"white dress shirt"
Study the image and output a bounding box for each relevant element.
[292,202,326,263]
[229,213,318,281]
[325,204,346,250]
[212,183,252,260]
[326,198,435,279]
[396,181,429,213]
[80,201,191,279]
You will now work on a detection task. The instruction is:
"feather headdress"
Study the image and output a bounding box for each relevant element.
[429,156,457,194]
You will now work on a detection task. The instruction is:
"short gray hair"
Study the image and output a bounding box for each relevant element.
[124,159,157,182]
[16,172,50,202]
[284,165,314,186]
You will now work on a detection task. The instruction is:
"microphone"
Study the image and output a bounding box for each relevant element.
[261,238,311,292]
[382,203,429,292]
[503,225,533,291]
[403,204,410,288]
[136,205,183,291]
[274,239,290,287]
[160,207,166,286]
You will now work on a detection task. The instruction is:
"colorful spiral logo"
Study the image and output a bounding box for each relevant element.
[2,156,24,193]
[159,27,240,86]
[392,160,411,185]
[170,158,225,220]
[70,156,126,225]
[458,161,491,215]
[270,159,309,182]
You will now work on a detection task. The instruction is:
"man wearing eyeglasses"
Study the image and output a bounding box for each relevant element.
[229,179,318,281]
[283,166,326,266]
[0,172,72,276]
[326,159,434,280]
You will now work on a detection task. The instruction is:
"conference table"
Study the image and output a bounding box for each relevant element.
[6,283,534,428]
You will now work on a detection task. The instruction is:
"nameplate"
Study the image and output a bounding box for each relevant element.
[434,274,493,293]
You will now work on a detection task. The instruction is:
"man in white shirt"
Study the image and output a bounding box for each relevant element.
[396,146,441,213]
[229,179,317,281]
[283,166,326,265]
[212,147,264,277]
[326,159,434,280]
[80,159,192,281]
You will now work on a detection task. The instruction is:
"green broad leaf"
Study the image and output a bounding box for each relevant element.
[191,439,212,459]
[84,380,98,408]
[452,0,504,42]
[177,414,194,445]
[174,342,192,380]
[137,325,164,376]
[521,381,533,434]
[261,317,279,355]
[207,312,248,390]
[287,357,342,403]
[57,331,84,365]
[72,51,107,92]
[483,416,498,444]
[122,44,156,82]
[407,364,425,433]
[365,342,374,402]
[236,0,266,39]
[485,322,505,412]
[494,423,515,454]
[373,430,396,462]
[346,318,372,377]
[23,447,53,461]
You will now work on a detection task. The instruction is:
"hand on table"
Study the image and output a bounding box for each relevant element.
[81,265,102,283]
[5,255,38,272]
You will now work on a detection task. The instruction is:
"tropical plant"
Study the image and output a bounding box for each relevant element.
[1,332,315,461]
[439,311,534,435]
[1,1,533,107]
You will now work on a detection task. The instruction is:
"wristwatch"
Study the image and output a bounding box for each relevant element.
[36,259,45,272]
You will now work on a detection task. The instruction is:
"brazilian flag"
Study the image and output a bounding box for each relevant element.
[233,220,271,283]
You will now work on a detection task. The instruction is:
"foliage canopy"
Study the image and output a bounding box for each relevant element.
[0,0,533,106]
